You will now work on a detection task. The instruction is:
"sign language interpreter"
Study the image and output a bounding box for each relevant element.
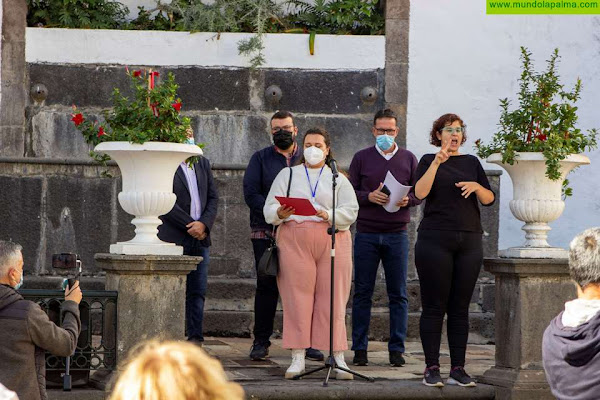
[413,114,495,388]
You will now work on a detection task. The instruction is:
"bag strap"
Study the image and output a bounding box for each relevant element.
[286,167,293,197]
[270,167,293,241]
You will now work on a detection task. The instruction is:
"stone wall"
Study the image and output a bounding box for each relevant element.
[0,156,500,343]
[0,11,501,343]
[0,0,27,156]
[25,64,385,167]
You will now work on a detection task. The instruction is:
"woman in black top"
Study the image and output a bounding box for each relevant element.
[414,114,495,388]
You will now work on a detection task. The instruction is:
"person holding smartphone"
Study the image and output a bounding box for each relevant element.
[348,109,422,368]
[0,240,82,400]
[263,127,359,380]
[414,114,494,387]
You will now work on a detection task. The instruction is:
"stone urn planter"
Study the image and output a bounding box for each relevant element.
[95,141,202,256]
[487,152,590,258]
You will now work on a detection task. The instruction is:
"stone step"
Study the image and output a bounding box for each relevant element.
[241,381,496,399]
[48,389,106,400]
[204,310,494,345]
[24,276,494,315]
[47,382,496,400]
[206,278,424,312]
[206,278,494,314]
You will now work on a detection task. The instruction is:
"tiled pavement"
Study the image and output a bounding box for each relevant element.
[204,337,497,399]
[204,337,495,382]
[48,338,497,399]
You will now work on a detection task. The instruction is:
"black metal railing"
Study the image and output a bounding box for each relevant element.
[19,289,118,377]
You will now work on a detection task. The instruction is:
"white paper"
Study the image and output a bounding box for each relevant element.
[382,171,412,213]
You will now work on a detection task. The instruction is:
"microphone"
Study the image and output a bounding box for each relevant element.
[328,158,339,177]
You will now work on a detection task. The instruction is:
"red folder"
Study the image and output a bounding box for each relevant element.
[275,196,318,216]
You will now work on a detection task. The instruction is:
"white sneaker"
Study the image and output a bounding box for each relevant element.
[285,349,305,379]
[333,351,353,380]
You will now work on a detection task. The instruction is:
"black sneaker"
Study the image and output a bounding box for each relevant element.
[389,351,405,367]
[423,366,444,387]
[353,350,368,366]
[447,366,477,387]
[305,347,324,361]
[249,342,270,361]
[187,337,203,347]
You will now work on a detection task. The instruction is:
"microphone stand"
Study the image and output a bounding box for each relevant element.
[293,159,375,386]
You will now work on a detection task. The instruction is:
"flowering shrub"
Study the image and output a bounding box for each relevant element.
[71,69,198,165]
[475,47,597,196]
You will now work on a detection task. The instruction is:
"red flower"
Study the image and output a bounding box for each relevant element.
[535,134,548,141]
[151,71,160,77]
[71,113,84,126]
[133,70,142,78]
[172,101,182,111]
[97,126,106,137]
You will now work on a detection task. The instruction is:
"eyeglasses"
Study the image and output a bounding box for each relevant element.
[271,125,294,132]
[374,128,397,135]
[441,127,465,134]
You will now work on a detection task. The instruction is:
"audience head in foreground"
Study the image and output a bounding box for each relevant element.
[543,227,600,400]
[110,340,244,400]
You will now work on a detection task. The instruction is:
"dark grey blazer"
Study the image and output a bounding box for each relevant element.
[158,156,219,247]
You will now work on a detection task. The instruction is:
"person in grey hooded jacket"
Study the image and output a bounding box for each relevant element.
[0,241,82,400]
[542,227,600,400]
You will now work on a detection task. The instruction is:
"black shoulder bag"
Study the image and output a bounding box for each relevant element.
[258,167,292,277]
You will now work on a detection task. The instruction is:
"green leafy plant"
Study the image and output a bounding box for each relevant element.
[124,4,180,31]
[71,69,200,165]
[27,0,129,29]
[169,0,284,68]
[475,47,598,197]
[285,0,384,35]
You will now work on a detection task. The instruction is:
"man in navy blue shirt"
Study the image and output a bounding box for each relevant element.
[243,111,323,362]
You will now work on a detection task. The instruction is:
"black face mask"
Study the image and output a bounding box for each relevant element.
[273,129,294,150]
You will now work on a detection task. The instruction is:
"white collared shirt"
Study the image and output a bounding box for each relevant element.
[180,162,202,220]
[375,143,399,160]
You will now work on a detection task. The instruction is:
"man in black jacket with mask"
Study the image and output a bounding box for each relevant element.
[243,111,323,362]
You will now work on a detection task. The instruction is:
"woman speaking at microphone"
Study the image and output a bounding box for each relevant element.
[264,127,359,380]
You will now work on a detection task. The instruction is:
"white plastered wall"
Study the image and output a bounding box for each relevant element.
[407,0,600,250]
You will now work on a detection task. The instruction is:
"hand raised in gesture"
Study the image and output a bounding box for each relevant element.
[433,139,451,166]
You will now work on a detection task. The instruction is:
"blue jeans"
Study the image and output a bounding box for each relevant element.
[184,242,209,342]
[351,231,409,353]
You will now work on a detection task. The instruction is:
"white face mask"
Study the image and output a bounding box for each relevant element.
[304,146,325,166]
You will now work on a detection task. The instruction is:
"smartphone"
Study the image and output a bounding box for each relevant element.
[381,185,391,196]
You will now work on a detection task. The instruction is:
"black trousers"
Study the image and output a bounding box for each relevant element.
[252,238,279,345]
[415,229,482,368]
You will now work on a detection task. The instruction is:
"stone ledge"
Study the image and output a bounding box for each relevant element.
[95,253,202,274]
[203,310,495,344]
[241,380,495,399]
[484,257,569,276]
[46,379,496,400]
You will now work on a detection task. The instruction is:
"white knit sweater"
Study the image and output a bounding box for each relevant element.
[263,164,359,231]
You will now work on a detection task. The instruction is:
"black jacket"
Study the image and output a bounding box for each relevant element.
[542,309,600,400]
[243,146,303,231]
[158,156,219,247]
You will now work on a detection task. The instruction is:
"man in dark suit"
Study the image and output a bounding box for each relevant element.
[158,153,219,345]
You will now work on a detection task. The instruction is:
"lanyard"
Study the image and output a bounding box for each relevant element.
[304,165,325,199]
